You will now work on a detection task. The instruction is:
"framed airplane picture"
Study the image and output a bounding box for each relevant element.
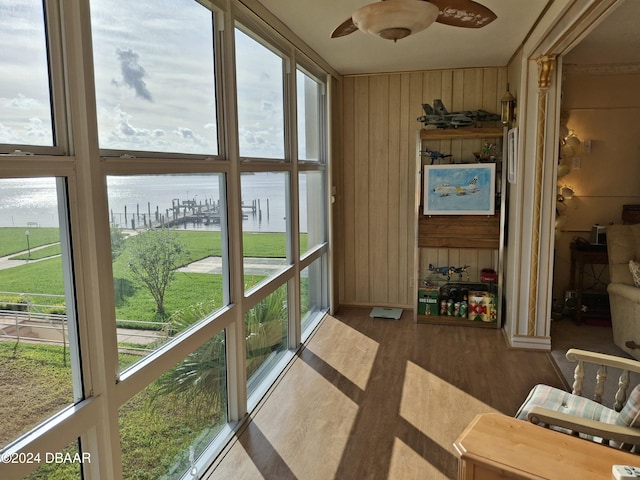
[423,163,496,215]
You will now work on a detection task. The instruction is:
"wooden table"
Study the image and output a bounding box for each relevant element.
[453,413,639,479]
[569,242,609,324]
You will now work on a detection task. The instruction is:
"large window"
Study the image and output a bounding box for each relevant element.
[119,332,227,479]
[0,0,53,147]
[296,68,323,162]
[107,174,228,372]
[246,284,288,398]
[0,177,81,451]
[299,171,327,257]
[90,0,218,155]
[0,1,330,478]
[235,28,285,159]
[241,171,290,292]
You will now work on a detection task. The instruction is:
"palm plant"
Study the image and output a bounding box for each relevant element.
[152,300,225,420]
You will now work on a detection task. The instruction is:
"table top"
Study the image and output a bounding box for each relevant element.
[454,413,639,479]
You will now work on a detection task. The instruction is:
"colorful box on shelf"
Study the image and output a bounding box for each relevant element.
[417,285,439,316]
[468,291,496,322]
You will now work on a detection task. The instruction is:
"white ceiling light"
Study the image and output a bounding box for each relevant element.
[352,0,440,41]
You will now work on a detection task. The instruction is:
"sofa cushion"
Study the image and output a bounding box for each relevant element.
[617,384,640,427]
[630,260,640,288]
[607,224,640,285]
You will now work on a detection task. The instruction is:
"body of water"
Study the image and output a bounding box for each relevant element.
[0,173,306,232]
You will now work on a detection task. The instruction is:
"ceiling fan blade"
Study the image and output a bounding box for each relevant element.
[331,17,359,38]
[427,0,497,28]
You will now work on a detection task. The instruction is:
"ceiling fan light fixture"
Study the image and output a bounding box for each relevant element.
[352,0,440,41]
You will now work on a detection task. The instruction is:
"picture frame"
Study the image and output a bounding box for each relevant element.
[423,163,496,215]
[507,127,518,184]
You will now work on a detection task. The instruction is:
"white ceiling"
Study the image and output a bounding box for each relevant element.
[258,0,549,75]
[257,0,640,75]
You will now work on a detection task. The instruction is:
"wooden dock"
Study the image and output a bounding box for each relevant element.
[110,198,261,230]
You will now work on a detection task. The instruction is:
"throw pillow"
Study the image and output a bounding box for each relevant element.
[630,260,640,287]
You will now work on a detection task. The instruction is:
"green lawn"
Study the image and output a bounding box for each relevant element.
[0,342,224,480]
[0,227,308,477]
[0,227,60,257]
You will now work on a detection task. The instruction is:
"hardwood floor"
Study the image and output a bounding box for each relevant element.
[205,307,564,480]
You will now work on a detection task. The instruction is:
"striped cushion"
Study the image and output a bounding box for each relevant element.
[515,384,618,438]
[617,385,640,427]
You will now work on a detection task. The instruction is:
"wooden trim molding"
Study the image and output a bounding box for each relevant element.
[564,62,640,75]
[527,55,556,336]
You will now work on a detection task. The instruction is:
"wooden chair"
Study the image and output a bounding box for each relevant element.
[516,348,640,451]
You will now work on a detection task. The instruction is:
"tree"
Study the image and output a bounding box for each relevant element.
[110,225,127,260]
[127,228,186,315]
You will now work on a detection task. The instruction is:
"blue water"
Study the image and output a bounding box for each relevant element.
[0,173,304,232]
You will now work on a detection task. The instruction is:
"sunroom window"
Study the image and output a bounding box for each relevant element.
[107,173,229,373]
[0,177,82,451]
[90,0,219,155]
[235,27,285,160]
[0,0,53,147]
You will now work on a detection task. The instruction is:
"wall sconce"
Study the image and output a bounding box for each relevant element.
[560,130,581,158]
[559,185,575,200]
[501,84,516,126]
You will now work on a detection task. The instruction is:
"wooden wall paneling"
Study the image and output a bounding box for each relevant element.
[401,73,417,306]
[354,76,370,303]
[342,77,356,304]
[463,69,484,110]
[422,70,443,110]
[481,68,499,113]
[386,74,401,304]
[338,67,506,309]
[440,70,454,112]
[410,72,427,305]
[388,74,402,304]
[369,75,390,303]
[451,69,465,112]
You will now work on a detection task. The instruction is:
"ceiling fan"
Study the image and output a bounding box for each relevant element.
[331,0,497,42]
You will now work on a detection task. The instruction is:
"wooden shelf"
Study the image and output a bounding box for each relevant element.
[416,314,498,328]
[420,127,504,140]
[418,214,500,249]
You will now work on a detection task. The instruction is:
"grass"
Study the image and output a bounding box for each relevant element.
[0,227,298,476]
[0,342,225,479]
[0,228,60,257]
[0,229,289,320]
[10,243,61,261]
[0,342,74,448]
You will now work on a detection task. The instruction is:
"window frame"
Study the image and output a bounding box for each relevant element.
[0,1,332,478]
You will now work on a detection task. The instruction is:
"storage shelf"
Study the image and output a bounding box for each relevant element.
[414,126,506,328]
[420,127,504,140]
[418,214,500,249]
[416,314,498,328]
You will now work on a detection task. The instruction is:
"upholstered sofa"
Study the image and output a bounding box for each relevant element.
[607,223,640,360]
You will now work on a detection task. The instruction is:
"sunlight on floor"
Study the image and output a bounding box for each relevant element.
[400,360,498,450]
[389,437,442,479]
[252,355,360,479]
[306,314,379,391]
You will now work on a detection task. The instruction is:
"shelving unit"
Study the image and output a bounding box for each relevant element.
[413,126,507,328]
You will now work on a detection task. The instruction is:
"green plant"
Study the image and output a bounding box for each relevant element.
[0,294,27,311]
[245,285,288,378]
[127,228,187,315]
[151,300,225,420]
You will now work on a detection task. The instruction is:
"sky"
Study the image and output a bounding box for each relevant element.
[0,0,294,158]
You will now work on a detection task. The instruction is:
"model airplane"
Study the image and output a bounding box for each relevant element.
[429,263,470,281]
[421,148,452,164]
[417,99,501,129]
[433,176,480,196]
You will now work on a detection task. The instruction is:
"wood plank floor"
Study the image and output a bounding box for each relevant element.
[205,307,564,480]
